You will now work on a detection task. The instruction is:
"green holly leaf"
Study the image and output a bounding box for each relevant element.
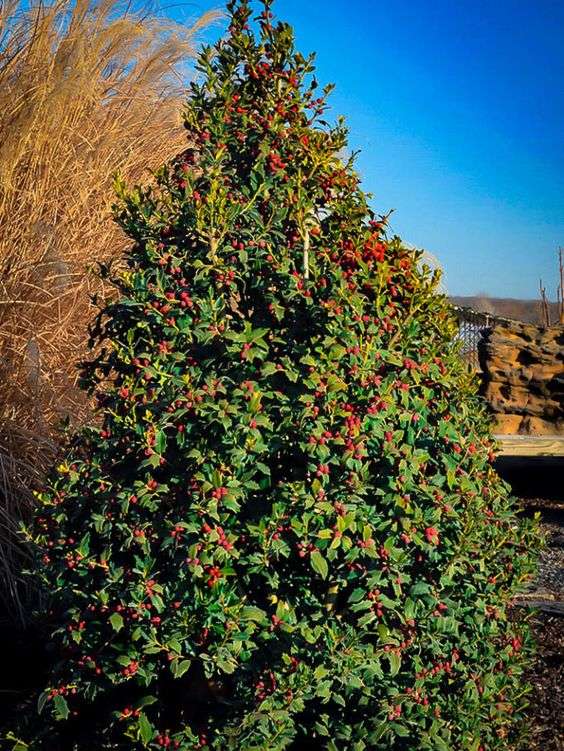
[138,712,154,745]
[387,652,401,676]
[240,606,268,623]
[109,613,124,632]
[53,694,69,720]
[4,733,29,751]
[172,659,192,678]
[310,551,328,579]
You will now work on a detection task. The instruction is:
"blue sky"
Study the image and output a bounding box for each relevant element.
[177,0,564,299]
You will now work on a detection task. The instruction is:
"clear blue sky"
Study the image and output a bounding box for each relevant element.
[176,0,564,299]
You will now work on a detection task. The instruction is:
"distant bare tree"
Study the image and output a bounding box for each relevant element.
[558,248,564,324]
[539,279,551,328]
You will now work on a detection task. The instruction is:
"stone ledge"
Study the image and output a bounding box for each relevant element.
[479,320,563,435]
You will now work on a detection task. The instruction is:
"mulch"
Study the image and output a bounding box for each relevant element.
[515,495,564,751]
[525,613,564,750]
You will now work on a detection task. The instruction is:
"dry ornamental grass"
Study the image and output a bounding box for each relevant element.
[0,0,219,617]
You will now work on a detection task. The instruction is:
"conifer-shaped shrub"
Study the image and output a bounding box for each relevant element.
[10,1,537,749]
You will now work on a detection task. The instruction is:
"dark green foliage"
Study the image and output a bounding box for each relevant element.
[9,1,537,749]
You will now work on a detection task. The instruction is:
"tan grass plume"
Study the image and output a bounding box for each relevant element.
[0,0,220,618]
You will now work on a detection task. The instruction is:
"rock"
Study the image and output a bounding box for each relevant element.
[519,416,564,436]
[550,535,564,548]
[483,382,530,412]
[494,414,523,434]
[478,320,564,435]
